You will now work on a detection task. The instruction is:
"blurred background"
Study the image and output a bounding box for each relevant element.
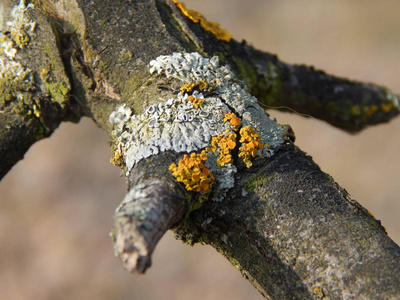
[1,1,399,299]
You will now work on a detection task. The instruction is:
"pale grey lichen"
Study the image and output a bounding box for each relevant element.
[149,52,232,84]
[148,52,285,154]
[110,93,230,173]
[110,52,286,199]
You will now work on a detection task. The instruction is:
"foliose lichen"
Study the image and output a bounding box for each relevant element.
[169,150,214,194]
[109,52,286,201]
[109,92,230,173]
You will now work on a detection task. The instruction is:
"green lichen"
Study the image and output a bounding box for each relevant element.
[42,43,57,70]
[120,49,133,61]
[247,173,270,194]
[262,61,283,106]
[45,81,70,105]
[39,65,70,106]
[12,29,30,48]
[232,56,258,91]
[0,71,35,108]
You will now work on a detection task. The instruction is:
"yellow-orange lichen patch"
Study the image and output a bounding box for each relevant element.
[223,112,242,129]
[180,80,208,94]
[239,126,265,168]
[170,0,232,42]
[110,151,124,167]
[207,132,237,166]
[169,151,214,193]
[187,95,205,108]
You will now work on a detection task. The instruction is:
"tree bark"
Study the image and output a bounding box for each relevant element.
[1,0,399,299]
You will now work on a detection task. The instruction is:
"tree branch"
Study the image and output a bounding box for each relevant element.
[111,153,187,273]
[1,0,399,299]
[174,144,400,298]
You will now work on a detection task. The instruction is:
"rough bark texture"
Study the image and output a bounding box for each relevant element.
[1,0,400,299]
[174,144,400,298]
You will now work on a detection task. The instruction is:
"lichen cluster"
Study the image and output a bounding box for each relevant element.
[109,92,230,173]
[109,52,285,200]
[0,0,36,109]
[149,52,232,84]
[169,151,214,193]
[208,132,237,166]
[170,0,232,42]
[187,92,205,109]
[180,80,208,94]
[238,126,267,168]
[4,0,35,49]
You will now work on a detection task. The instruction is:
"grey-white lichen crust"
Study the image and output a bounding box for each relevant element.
[109,52,285,180]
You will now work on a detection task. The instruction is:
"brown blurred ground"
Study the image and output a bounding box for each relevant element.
[1,1,399,299]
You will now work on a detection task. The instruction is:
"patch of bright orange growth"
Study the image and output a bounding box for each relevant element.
[170,0,232,42]
[180,80,208,94]
[110,151,123,167]
[187,95,205,108]
[169,151,214,193]
[169,113,268,194]
[238,126,266,168]
[223,112,242,129]
[207,132,237,166]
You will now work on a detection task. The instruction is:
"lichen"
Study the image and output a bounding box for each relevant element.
[169,150,214,194]
[39,49,71,107]
[109,92,230,174]
[170,0,232,42]
[0,0,37,111]
[180,80,208,94]
[109,52,286,202]
[238,126,266,168]
[207,131,237,166]
[187,91,205,108]
[6,0,35,49]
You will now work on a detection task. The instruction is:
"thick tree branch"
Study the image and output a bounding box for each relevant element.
[224,45,400,132]
[174,144,400,298]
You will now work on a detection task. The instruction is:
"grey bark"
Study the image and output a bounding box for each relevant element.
[1,0,399,299]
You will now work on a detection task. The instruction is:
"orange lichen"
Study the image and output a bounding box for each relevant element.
[110,151,124,167]
[207,132,237,166]
[180,80,208,94]
[238,126,266,168]
[187,95,205,108]
[223,112,242,129]
[171,0,232,42]
[169,150,214,193]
